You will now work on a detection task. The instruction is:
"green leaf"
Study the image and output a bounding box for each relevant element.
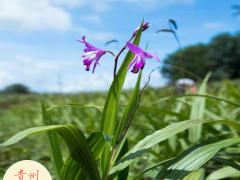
[117,139,129,180]
[183,172,202,180]
[206,165,240,180]
[189,73,211,143]
[112,70,142,163]
[60,156,85,180]
[138,106,188,120]
[212,156,240,171]
[156,29,175,33]
[41,102,63,179]
[131,158,174,180]
[109,119,240,178]
[47,103,103,112]
[88,131,113,158]
[168,19,178,30]
[0,125,101,180]
[100,19,144,177]
[60,131,112,180]
[154,94,240,107]
[156,138,240,180]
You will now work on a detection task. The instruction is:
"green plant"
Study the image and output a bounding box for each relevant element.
[1,19,240,180]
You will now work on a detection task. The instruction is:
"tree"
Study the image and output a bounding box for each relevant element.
[161,33,240,82]
[3,84,30,94]
[162,44,210,82]
[208,33,240,79]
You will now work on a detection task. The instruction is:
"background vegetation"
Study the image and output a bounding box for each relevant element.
[0,78,239,179]
[162,33,240,81]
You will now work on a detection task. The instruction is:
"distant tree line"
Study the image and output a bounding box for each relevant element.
[161,33,240,82]
[1,84,30,94]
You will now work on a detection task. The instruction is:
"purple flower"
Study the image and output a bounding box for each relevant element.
[76,36,106,73]
[126,42,161,73]
[133,22,151,36]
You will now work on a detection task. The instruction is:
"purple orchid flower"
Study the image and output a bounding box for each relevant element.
[126,42,161,73]
[76,36,106,73]
[133,22,151,36]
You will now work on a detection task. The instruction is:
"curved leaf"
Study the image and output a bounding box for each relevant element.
[156,138,240,179]
[212,156,240,171]
[189,73,210,143]
[109,119,240,178]
[60,131,112,180]
[138,106,188,120]
[42,102,63,179]
[154,94,240,107]
[47,103,103,112]
[0,125,101,180]
[131,158,174,180]
[206,165,240,180]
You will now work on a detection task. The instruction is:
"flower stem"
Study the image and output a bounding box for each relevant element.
[106,68,161,179]
[113,35,134,78]
[106,51,116,59]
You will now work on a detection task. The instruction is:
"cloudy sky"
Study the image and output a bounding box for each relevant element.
[0,0,239,92]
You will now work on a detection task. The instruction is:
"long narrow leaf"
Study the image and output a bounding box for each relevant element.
[189,73,210,143]
[154,94,240,107]
[0,125,101,180]
[60,131,112,180]
[41,102,63,179]
[113,71,142,164]
[109,119,240,178]
[206,165,240,180]
[212,156,240,171]
[100,19,144,177]
[156,138,240,179]
[132,158,174,180]
[47,103,103,112]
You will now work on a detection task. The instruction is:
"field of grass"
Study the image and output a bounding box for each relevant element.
[0,78,240,180]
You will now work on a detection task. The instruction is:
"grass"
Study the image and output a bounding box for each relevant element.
[0,78,239,179]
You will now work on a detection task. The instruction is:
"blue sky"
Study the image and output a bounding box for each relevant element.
[0,0,239,92]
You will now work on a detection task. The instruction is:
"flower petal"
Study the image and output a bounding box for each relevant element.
[126,42,144,54]
[131,65,139,73]
[82,51,98,58]
[127,55,138,71]
[152,52,161,63]
[135,53,145,69]
[143,51,161,63]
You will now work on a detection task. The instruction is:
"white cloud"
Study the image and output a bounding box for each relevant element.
[203,22,224,29]
[0,0,72,31]
[46,69,165,93]
[0,70,15,88]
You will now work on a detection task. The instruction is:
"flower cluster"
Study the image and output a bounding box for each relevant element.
[76,36,106,73]
[77,22,160,74]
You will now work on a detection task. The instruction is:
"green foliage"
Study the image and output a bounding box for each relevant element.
[99,20,144,179]
[0,79,240,180]
[0,21,240,180]
[0,125,101,180]
[42,103,63,179]
[162,33,240,82]
[3,84,30,94]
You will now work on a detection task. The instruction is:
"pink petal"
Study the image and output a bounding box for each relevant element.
[127,55,138,71]
[143,51,161,63]
[126,42,144,54]
[134,53,145,69]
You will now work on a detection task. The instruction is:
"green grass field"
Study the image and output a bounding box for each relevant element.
[0,79,240,180]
